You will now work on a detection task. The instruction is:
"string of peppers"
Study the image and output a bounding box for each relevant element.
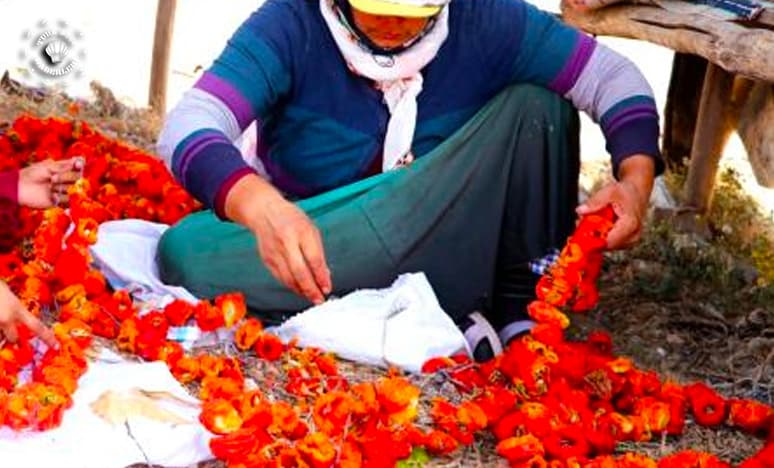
[0,116,771,467]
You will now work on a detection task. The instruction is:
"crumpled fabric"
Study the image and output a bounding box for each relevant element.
[273,272,468,373]
[0,349,213,468]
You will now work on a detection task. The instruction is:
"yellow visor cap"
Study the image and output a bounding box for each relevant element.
[348,0,445,18]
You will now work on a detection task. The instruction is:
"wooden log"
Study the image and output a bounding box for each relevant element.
[148,0,178,115]
[682,64,736,212]
[561,2,774,82]
[738,83,774,187]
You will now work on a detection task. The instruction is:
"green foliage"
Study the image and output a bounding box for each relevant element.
[663,167,774,286]
[397,448,430,468]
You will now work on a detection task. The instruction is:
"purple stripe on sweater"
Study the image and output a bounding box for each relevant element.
[195,72,254,130]
[605,106,659,136]
[178,132,231,183]
[607,118,663,176]
[214,166,256,219]
[549,34,596,95]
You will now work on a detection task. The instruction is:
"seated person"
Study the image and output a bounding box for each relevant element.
[157,0,662,360]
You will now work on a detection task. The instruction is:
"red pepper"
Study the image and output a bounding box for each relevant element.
[163,299,195,326]
[728,398,773,435]
[657,451,731,468]
[685,382,727,427]
[419,429,455,455]
[209,428,262,463]
[194,300,224,332]
[542,425,591,460]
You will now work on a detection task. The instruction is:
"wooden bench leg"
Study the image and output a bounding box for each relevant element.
[682,63,736,214]
[148,0,178,115]
[663,53,707,172]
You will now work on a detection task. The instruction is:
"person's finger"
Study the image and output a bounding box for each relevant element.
[260,242,302,296]
[2,323,19,343]
[576,186,614,215]
[18,308,57,348]
[53,183,74,197]
[299,227,331,296]
[52,192,70,207]
[53,157,81,171]
[51,170,81,185]
[606,214,639,249]
[284,241,324,304]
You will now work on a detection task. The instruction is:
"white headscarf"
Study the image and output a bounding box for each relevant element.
[320,0,449,171]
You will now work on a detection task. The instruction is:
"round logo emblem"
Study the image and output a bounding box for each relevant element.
[18,19,86,86]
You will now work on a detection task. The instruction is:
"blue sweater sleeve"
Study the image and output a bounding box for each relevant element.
[475,0,663,175]
[159,0,297,216]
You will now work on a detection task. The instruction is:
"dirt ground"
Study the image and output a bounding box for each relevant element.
[2,77,771,467]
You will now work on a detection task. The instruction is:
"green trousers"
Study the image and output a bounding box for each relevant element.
[158,85,580,325]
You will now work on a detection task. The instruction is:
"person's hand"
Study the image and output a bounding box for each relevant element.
[18,157,84,209]
[251,197,332,304]
[576,155,655,250]
[225,174,332,304]
[0,281,57,348]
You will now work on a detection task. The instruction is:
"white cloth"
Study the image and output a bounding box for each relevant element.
[91,221,468,370]
[319,0,449,170]
[274,272,468,373]
[90,220,198,305]
[0,350,213,468]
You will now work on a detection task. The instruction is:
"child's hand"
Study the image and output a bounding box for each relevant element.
[0,281,57,347]
[18,157,84,209]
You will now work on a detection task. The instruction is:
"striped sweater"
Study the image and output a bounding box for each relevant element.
[158,0,663,218]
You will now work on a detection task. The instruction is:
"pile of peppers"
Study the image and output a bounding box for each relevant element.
[0,116,771,467]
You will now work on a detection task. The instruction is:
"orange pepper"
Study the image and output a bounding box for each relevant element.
[4,390,32,430]
[313,390,353,436]
[339,441,364,468]
[297,432,336,468]
[253,332,285,362]
[527,301,570,329]
[156,341,184,368]
[171,356,201,384]
[216,292,246,328]
[199,376,244,403]
[200,399,243,435]
[234,318,263,351]
[198,355,225,379]
[496,434,544,463]
[270,401,308,440]
[375,376,420,425]
[52,319,93,350]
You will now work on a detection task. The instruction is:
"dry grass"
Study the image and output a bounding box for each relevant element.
[1,74,771,467]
